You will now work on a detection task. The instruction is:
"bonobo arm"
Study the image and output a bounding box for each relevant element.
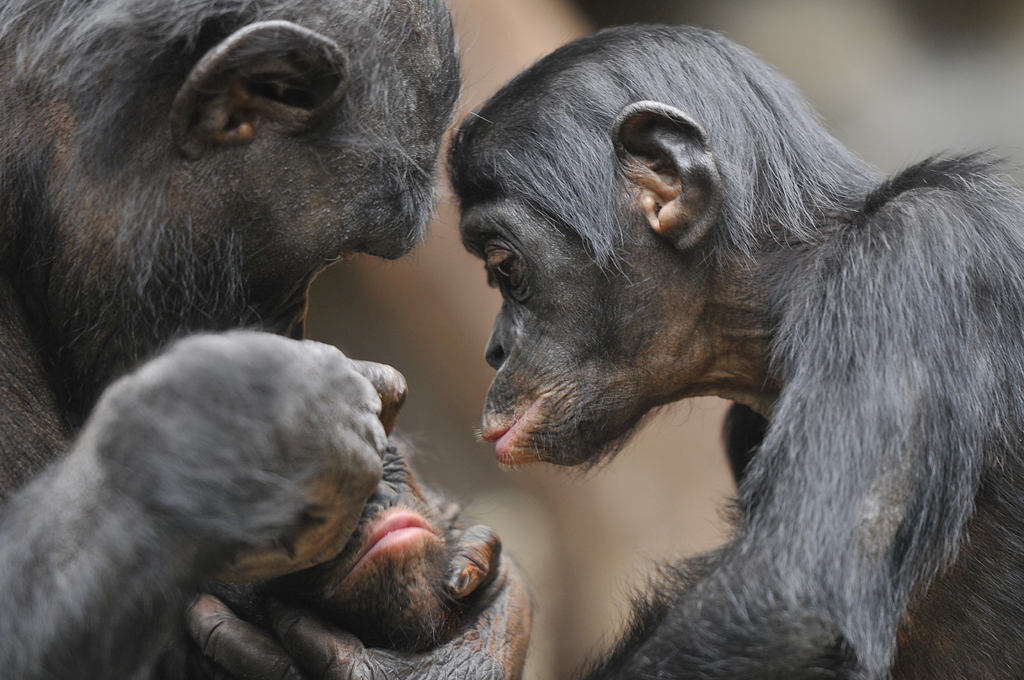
[587,184,999,679]
[0,442,199,679]
[0,332,391,680]
[721,403,768,486]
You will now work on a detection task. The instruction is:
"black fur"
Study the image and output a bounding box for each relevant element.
[0,0,460,678]
[452,24,1024,679]
[722,403,767,484]
[451,25,871,265]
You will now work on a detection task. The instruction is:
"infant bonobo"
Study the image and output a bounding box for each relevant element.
[191,442,507,678]
[272,442,497,652]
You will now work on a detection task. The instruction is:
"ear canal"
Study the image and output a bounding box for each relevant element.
[171,20,347,160]
[612,100,724,251]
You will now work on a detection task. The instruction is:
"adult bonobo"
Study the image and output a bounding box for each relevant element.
[0,0,528,678]
[451,24,1024,680]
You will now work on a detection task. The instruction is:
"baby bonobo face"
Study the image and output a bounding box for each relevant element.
[273,443,454,651]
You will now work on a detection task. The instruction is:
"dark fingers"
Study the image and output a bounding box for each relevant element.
[447,524,502,598]
[186,594,305,680]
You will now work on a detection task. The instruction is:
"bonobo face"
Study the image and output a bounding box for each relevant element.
[451,37,778,467]
[458,199,724,467]
[0,0,459,413]
[273,444,454,651]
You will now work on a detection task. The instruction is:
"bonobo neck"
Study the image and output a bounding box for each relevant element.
[0,275,68,497]
[702,250,780,418]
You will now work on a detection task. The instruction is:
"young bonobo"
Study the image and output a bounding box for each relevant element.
[186,441,530,680]
[451,25,1024,680]
[277,444,498,651]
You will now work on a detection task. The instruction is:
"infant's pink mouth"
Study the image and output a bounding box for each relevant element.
[347,510,436,576]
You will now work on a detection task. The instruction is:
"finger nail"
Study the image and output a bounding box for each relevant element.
[449,568,470,595]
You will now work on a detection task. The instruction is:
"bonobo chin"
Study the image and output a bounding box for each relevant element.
[267,443,470,652]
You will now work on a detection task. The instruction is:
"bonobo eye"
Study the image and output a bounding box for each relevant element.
[484,243,528,301]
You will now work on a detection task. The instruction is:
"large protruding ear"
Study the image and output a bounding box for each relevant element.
[171,21,347,160]
[612,101,723,250]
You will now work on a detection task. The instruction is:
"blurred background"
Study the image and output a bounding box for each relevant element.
[307,0,1024,677]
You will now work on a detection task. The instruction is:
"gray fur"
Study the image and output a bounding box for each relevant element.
[0,0,460,676]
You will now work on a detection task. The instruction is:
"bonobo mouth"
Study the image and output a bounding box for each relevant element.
[342,508,440,581]
[482,398,543,466]
[271,444,451,651]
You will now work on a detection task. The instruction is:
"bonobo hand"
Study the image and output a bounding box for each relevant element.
[186,525,533,680]
[90,331,403,580]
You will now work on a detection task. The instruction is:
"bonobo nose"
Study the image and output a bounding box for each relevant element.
[485,337,507,370]
[367,480,400,507]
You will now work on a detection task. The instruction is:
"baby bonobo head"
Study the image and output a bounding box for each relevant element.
[273,443,456,651]
[450,26,869,467]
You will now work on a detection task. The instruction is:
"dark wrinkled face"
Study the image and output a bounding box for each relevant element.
[3,0,458,415]
[458,200,720,468]
[273,444,453,651]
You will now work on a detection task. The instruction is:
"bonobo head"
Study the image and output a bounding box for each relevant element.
[273,443,456,652]
[0,0,459,417]
[450,26,874,467]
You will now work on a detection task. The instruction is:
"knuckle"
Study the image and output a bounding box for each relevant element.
[274,659,304,680]
[201,616,231,659]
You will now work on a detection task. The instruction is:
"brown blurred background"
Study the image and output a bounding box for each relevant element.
[306,1,1024,677]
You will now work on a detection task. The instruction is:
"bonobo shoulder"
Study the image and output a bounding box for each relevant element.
[853,155,1024,255]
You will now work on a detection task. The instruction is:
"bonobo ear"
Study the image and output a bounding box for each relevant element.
[612,101,724,250]
[171,20,347,160]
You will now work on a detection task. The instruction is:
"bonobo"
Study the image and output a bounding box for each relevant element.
[451,24,1024,680]
[189,441,532,680]
[277,444,498,651]
[0,0,529,678]
[194,443,507,663]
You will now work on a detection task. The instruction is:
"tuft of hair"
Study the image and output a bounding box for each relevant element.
[450,25,876,266]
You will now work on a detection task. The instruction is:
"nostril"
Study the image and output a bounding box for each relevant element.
[485,343,507,370]
[368,481,399,506]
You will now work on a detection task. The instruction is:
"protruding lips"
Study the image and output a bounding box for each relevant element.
[345,509,439,578]
[481,398,543,466]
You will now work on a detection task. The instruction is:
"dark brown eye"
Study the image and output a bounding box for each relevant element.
[484,244,528,299]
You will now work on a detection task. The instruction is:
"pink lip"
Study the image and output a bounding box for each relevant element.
[482,424,510,443]
[348,510,435,574]
[484,400,542,465]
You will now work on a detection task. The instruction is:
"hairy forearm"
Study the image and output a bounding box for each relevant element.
[0,445,197,680]
[583,553,848,680]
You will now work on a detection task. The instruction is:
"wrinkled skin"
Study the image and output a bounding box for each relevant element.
[186,444,532,680]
